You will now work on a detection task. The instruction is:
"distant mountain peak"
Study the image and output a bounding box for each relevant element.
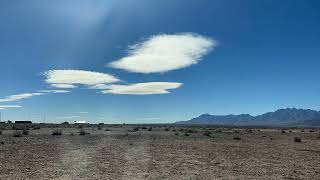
[176,108,320,126]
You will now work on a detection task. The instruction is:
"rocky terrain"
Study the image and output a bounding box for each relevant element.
[0,124,320,179]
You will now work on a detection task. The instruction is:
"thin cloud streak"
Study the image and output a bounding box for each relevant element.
[100,82,183,95]
[0,93,45,103]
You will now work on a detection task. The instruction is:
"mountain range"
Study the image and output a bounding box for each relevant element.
[176,108,320,126]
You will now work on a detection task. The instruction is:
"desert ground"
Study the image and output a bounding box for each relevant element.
[0,124,320,180]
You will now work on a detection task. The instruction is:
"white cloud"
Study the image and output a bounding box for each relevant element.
[100,82,183,95]
[109,33,216,73]
[43,70,120,87]
[0,93,45,103]
[0,105,22,108]
[39,90,71,93]
[78,112,89,114]
[88,84,111,90]
[0,105,22,110]
[50,84,77,89]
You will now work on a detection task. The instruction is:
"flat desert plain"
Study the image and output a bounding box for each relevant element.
[0,124,320,180]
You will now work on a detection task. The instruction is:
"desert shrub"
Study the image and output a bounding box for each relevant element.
[13,131,22,137]
[178,128,184,131]
[0,130,2,135]
[216,129,222,133]
[70,133,74,136]
[184,132,190,136]
[22,129,29,135]
[203,131,212,137]
[233,136,241,140]
[32,126,41,130]
[288,130,292,133]
[281,130,286,134]
[187,129,198,133]
[247,129,253,133]
[309,129,315,133]
[133,127,139,131]
[301,129,305,132]
[105,128,111,131]
[294,137,302,142]
[52,129,62,136]
[141,127,147,130]
[172,129,176,132]
[77,125,83,129]
[97,126,102,130]
[61,122,69,125]
[234,130,239,134]
[79,129,89,135]
[164,128,170,131]
[148,127,152,131]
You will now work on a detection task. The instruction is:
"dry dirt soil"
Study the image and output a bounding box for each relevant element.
[0,125,320,180]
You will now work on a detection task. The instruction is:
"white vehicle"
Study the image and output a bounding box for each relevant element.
[74,121,86,124]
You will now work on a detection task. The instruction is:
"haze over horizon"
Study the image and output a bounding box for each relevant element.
[1,0,320,123]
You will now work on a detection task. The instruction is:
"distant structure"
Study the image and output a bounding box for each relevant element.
[74,120,86,124]
[15,121,32,124]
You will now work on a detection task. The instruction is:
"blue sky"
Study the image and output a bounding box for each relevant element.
[0,0,320,123]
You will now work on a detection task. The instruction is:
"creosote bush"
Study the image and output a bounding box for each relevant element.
[148,127,152,131]
[52,129,62,136]
[294,137,302,142]
[184,132,190,136]
[22,129,29,135]
[233,136,241,140]
[13,131,22,137]
[79,129,89,135]
[203,130,212,137]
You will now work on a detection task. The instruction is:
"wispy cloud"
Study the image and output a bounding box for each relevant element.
[50,84,77,89]
[88,84,111,90]
[39,90,71,93]
[100,82,183,95]
[78,112,89,114]
[43,70,120,88]
[109,33,216,73]
[0,105,22,110]
[0,93,44,103]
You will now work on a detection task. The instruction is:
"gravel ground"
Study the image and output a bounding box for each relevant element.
[0,126,319,180]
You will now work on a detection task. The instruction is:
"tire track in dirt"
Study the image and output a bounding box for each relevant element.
[121,134,152,180]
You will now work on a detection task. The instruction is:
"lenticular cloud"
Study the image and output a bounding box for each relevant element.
[109,33,216,73]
